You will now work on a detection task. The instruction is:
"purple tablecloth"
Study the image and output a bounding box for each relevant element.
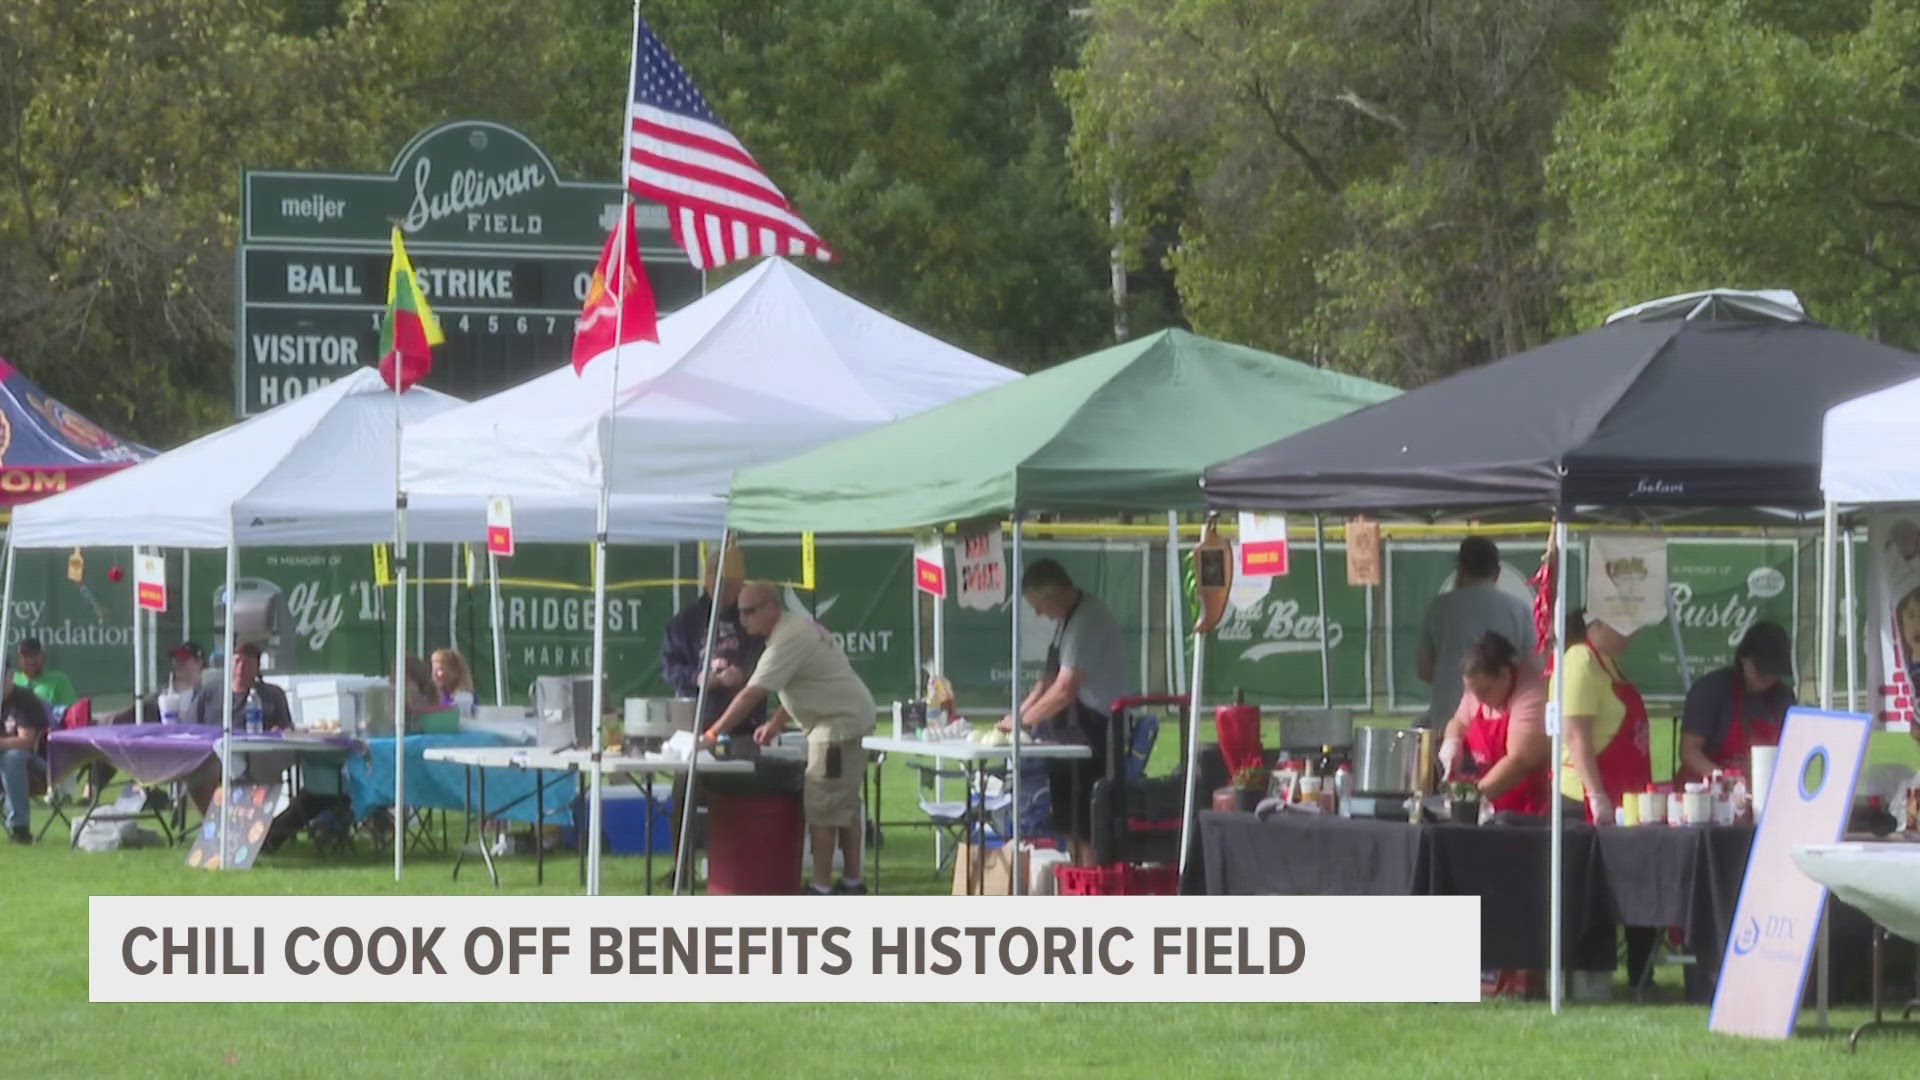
[45,725,361,787]
[47,724,224,786]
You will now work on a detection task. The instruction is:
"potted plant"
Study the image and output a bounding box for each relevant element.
[1446,780,1482,825]
[1230,765,1269,813]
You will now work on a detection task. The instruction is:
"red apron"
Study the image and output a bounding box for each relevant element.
[1463,696,1552,815]
[1714,681,1781,777]
[1586,650,1651,820]
[1673,678,1783,784]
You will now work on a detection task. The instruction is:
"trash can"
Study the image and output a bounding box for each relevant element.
[705,791,804,895]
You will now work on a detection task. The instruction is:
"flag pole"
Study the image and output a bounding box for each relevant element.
[583,0,646,896]
[391,232,410,884]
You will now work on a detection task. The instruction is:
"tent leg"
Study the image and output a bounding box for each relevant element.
[1816,500,1839,1029]
[1176,631,1207,893]
[587,533,608,897]
[488,551,507,706]
[1167,511,1185,696]
[674,527,729,896]
[0,537,15,685]
[131,545,144,704]
[1314,515,1331,709]
[1008,514,1024,895]
[220,540,239,872]
[1844,522,1860,713]
[1549,518,1569,1014]
[392,508,409,883]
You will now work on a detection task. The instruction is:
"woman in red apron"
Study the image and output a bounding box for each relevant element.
[1440,632,1552,815]
[1556,610,1651,825]
[1676,621,1792,783]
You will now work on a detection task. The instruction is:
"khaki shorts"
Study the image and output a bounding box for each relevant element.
[804,738,867,827]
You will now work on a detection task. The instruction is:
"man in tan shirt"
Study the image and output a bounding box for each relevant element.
[703,581,877,895]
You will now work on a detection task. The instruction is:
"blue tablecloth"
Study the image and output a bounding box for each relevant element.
[345,733,576,825]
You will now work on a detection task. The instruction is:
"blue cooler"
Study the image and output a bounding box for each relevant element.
[601,788,673,854]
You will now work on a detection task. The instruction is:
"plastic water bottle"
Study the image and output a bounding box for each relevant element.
[244,688,264,735]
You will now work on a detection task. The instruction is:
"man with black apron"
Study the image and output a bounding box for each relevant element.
[998,558,1132,861]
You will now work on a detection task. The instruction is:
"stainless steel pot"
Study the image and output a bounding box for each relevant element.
[1352,725,1424,795]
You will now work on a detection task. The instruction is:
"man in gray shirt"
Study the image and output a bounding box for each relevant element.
[1417,537,1535,728]
[998,558,1132,847]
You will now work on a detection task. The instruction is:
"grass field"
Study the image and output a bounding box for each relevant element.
[4,715,1918,1077]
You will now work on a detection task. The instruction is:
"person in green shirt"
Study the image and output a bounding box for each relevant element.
[13,637,76,708]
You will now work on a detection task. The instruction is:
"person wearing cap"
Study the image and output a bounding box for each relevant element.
[187,642,292,731]
[11,637,75,708]
[1677,620,1795,783]
[168,641,210,723]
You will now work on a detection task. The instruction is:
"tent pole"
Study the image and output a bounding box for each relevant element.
[391,508,409,882]
[1176,630,1206,893]
[674,526,729,896]
[1167,511,1185,695]
[447,545,459,664]
[488,551,507,706]
[131,545,144,705]
[182,547,191,647]
[587,533,608,896]
[0,535,15,685]
[1314,515,1332,708]
[1008,513,1024,895]
[414,543,425,657]
[1844,522,1859,713]
[220,537,239,872]
[1816,500,1839,1029]
[1549,517,1569,1014]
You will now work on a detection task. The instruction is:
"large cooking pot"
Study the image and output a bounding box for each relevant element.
[1352,725,1431,795]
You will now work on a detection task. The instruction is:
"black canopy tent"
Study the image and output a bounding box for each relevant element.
[1203,315,1920,517]
[1195,291,1920,1014]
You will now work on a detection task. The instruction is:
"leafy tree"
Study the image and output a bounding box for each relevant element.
[1066,0,1616,384]
[1548,0,1920,343]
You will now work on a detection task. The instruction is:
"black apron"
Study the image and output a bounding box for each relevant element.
[1038,595,1109,841]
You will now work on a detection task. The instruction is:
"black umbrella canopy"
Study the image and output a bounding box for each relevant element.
[1203,313,1920,516]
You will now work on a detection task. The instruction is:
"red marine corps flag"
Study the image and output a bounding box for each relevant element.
[571,201,658,374]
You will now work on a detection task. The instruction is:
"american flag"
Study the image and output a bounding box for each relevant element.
[627,19,833,270]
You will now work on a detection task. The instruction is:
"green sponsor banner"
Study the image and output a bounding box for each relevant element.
[2,547,143,700]
[1204,545,1371,708]
[1385,537,1799,710]
[1627,538,1799,699]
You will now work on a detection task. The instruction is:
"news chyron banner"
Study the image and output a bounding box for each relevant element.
[92,896,1478,1003]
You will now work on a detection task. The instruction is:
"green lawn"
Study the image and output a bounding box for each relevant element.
[3,721,1917,1077]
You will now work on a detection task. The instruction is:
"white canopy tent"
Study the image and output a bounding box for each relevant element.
[400,255,1018,894]
[400,257,1019,542]
[3,367,465,870]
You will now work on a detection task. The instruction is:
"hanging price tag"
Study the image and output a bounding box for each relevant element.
[486,496,515,557]
[135,553,167,612]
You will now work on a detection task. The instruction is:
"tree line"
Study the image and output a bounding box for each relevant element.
[3,0,1914,446]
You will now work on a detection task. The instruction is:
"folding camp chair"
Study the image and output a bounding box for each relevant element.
[915,762,1011,874]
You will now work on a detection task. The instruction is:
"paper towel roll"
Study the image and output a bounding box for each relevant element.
[1751,745,1779,817]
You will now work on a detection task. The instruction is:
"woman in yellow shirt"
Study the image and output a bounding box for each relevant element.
[1551,608,1652,824]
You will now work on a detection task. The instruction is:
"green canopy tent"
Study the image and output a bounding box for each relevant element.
[725,328,1399,891]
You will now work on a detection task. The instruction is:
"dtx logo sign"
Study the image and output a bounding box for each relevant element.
[1730,913,1797,958]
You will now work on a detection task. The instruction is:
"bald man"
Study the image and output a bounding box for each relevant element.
[704,582,876,895]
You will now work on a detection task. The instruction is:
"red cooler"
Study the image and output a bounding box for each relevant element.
[705,792,805,895]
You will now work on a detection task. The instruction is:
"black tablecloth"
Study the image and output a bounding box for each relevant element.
[1199,811,1613,971]
[1202,812,1902,1000]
